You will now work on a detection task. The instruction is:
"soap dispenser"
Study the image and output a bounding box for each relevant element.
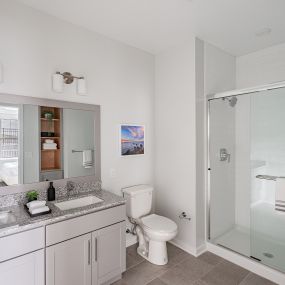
[47,181,55,201]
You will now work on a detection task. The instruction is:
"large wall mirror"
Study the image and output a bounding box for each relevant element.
[0,94,100,188]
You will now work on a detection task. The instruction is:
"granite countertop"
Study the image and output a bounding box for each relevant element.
[0,189,126,238]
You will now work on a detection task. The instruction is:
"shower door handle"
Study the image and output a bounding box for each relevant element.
[220,148,231,163]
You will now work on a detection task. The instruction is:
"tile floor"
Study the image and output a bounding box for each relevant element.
[112,243,277,285]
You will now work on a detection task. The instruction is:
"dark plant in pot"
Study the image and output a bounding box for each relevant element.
[43,111,54,120]
[26,190,39,202]
[43,111,54,129]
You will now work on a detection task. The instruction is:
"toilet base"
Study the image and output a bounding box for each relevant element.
[137,240,168,266]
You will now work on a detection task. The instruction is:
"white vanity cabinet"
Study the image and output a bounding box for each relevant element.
[0,249,44,285]
[92,222,126,285]
[46,205,126,285]
[0,204,126,285]
[0,227,45,285]
[46,233,92,285]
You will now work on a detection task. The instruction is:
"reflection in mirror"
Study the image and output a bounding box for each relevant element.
[0,103,96,188]
[0,105,20,186]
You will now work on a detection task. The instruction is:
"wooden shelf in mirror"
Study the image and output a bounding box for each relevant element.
[40,106,62,172]
[41,136,60,139]
[40,118,60,121]
[41,167,62,172]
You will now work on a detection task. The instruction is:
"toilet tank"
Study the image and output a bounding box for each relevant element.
[122,185,153,219]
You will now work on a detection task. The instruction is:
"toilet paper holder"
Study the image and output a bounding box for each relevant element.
[179,212,191,221]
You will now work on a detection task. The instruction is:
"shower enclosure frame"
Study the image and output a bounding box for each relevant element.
[206,80,285,247]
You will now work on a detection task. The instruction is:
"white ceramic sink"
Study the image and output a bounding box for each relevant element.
[0,211,16,226]
[54,196,103,211]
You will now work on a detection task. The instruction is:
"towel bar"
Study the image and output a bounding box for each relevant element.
[256,175,285,181]
[72,149,94,153]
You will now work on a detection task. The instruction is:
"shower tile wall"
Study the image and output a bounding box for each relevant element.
[250,89,285,271]
[235,95,251,230]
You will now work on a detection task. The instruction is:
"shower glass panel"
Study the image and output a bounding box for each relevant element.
[208,87,285,273]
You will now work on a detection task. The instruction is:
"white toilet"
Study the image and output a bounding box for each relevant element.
[122,185,178,265]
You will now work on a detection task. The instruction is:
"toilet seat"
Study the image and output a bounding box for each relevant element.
[141,214,177,233]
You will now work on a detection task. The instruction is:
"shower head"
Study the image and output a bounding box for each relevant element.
[223,96,237,107]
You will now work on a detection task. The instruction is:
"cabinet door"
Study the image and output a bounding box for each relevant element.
[0,249,44,285]
[92,222,126,285]
[46,233,92,285]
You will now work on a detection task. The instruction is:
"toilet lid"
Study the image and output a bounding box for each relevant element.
[141,214,177,233]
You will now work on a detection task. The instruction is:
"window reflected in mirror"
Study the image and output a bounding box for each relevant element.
[0,105,20,186]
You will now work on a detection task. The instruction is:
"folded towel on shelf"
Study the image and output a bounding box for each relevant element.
[275,178,285,212]
[29,206,50,215]
[45,139,54,143]
[83,150,93,169]
[26,200,46,209]
[43,143,57,150]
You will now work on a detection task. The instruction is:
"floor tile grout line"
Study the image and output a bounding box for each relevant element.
[136,251,192,284]
[171,253,192,266]
[126,259,145,271]
[145,275,164,285]
[198,263,216,281]
[120,246,276,285]
[238,271,251,285]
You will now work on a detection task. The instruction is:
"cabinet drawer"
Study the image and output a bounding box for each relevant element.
[46,205,126,246]
[0,227,44,262]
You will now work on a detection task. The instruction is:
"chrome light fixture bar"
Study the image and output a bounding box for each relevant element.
[55,71,84,84]
[52,71,87,95]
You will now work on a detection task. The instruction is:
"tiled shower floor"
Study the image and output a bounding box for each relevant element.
[214,226,250,257]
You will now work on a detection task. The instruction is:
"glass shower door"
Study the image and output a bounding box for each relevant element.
[209,88,285,273]
[250,88,285,272]
[208,97,238,251]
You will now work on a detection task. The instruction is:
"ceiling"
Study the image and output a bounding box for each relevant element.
[17,0,285,56]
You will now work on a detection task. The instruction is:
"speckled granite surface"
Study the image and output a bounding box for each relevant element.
[0,184,126,238]
[0,180,102,208]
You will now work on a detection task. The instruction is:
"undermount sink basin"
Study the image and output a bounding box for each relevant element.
[54,195,103,211]
[0,211,17,226]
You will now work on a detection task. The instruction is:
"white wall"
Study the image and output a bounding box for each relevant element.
[196,40,236,250]
[204,43,236,95]
[236,42,285,88]
[63,109,95,178]
[0,0,154,195]
[195,38,206,251]
[23,104,39,184]
[155,39,197,253]
[204,43,236,239]
[154,39,236,253]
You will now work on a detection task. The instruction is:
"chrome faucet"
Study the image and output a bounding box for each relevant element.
[66,181,75,196]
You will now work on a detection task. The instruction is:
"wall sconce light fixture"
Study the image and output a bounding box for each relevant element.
[52,71,87,95]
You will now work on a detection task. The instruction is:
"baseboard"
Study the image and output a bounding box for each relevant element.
[169,239,206,257]
[207,242,285,284]
[196,243,207,256]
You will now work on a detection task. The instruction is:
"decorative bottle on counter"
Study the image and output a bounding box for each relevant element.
[47,181,55,201]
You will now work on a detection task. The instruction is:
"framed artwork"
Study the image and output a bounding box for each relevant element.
[120,125,145,156]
